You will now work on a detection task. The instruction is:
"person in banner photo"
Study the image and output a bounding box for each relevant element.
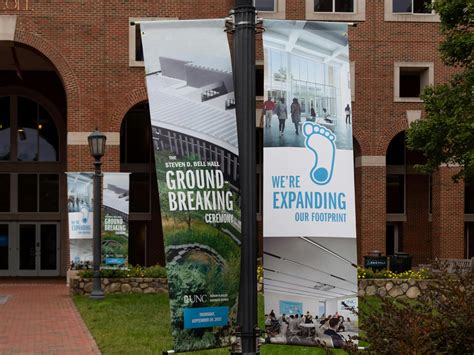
[345,104,351,124]
[291,98,302,135]
[263,97,275,128]
[276,97,287,137]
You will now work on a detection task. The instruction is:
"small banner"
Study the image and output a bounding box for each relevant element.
[262,20,359,349]
[68,172,94,266]
[140,20,241,352]
[67,173,130,268]
[102,173,130,267]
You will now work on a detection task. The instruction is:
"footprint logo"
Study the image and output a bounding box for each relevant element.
[80,205,90,224]
[303,122,336,185]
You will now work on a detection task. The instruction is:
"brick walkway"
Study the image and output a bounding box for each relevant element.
[0,279,100,354]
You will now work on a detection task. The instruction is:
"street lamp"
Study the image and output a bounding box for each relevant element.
[231,1,258,354]
[88,129,107,300]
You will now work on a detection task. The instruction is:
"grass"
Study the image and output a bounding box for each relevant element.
[74,293,348,355]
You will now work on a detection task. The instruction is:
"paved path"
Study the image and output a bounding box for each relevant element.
[0,279,100,354]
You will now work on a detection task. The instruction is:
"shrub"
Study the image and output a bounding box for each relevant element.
[357,267,431,280]
[359,270,474,354]
[77,264,167,279]
[142,264,168,278]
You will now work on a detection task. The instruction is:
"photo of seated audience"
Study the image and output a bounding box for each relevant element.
[263,237,358,348]
[264,309,358,348]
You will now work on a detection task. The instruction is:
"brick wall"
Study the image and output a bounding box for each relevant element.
[1,0,467,265]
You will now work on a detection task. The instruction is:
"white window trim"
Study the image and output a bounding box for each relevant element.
[394,62,434,103]
[255,0,286,19]
[385,0,440,22]
[306,0,365,21]
[350,61,355,102]
[129,17,178,67]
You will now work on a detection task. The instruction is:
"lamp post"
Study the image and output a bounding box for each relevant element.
[88,129,107,300]
[232,0,258,354]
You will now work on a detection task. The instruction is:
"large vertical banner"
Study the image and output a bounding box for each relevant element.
[68,173,130,268]
[140,20,241,352]
[262,20,359,349]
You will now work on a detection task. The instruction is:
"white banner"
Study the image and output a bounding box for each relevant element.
[262,20,359,350]
[262,20,356,239]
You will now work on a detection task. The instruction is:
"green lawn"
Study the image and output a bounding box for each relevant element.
[74,293,347,355]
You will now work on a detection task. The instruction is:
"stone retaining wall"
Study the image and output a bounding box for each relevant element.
[70,277,168,295]
[358,279,430,299]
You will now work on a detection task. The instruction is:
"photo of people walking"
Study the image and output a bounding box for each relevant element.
[263,21,353,150]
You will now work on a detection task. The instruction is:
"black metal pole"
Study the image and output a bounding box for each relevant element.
[90,158,105,300]
[232,0,257,354]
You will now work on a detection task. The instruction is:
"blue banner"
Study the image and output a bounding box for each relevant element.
[184,306,229,329]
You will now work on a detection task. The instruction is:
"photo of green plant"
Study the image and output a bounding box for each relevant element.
[101,173,130,267]
[155,149,241,352]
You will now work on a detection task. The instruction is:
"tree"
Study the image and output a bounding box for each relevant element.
[406,0,474,181]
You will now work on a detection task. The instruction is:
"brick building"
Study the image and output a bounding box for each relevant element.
[0,0,472,277]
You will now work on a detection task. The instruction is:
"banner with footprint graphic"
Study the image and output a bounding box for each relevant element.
[262,20,359,350]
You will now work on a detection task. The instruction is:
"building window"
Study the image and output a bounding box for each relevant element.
[0,96,59,162]
[394,62,434,102]
[130,173,151,213]
[466,180,474,214]
[387,174,405,214]
[385,0,438,22]
[428,174,432,215]
[393,0,431,14]
[386,131,406,215]
[129,17,178,67]
[0,174,10,212]
[17,174,59,213]
[306,0,365,22]
[135,24,144,62]
[256,65,264,98]
[0,97,10,160]
[255,0,277,12]
[120,102,165,266]
[314,0,354,13]
[129,21,144,66]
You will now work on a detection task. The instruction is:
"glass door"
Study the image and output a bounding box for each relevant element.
[18,224,36,275]
[39,224,59,276]
[17,223,59,276]
[0,224,11,276]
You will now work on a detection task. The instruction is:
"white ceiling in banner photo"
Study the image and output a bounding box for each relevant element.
[263,236,357,303]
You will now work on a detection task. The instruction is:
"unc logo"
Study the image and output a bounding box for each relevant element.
[303,122,336,185]
[184,295,208,304]
[80,205,90,224]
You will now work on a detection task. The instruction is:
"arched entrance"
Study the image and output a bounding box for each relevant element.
[385,131,431,265]
[0,42,67,276]
[120,102,165,266]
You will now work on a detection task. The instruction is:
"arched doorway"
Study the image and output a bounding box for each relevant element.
[385,131,431,264]
[0,42,67,276]
[120,102,164,266]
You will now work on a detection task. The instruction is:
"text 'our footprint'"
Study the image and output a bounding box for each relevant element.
[303,122,336,186]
